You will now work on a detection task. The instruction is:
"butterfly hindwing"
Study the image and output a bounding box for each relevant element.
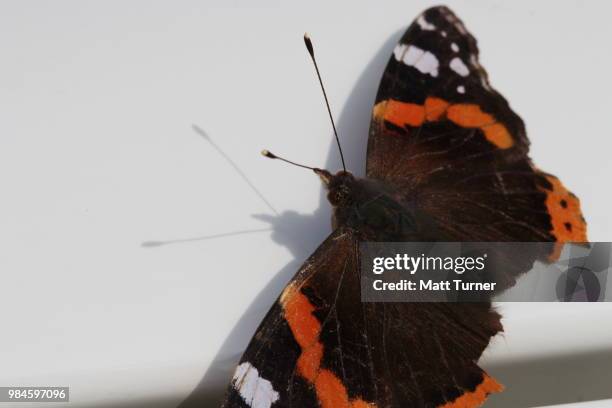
[223,229,358,408]
[223,228,504,408]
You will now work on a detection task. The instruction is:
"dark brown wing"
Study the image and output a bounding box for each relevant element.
[366,6,587,249]
[222,228,503,408]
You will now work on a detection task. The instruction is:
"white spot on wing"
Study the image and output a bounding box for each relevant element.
[232,362,280,408]
[393,44,439,77]
[393,43,407,61]
[441,31,447,37]
[451,42,459,52]
[457,85,465,94]
[417,15,436,31]
[450,57,470,77]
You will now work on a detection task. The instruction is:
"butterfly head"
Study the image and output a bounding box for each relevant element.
[315,169,356,207]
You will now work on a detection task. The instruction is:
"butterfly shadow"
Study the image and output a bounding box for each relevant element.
[177,29,402,407]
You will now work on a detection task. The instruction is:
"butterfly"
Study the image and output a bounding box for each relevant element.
[221,6,587,408]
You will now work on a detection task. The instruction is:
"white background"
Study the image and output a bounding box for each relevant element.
[1,1,611,407]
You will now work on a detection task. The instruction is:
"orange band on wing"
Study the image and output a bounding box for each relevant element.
[372,98,513,149]
[536,173,588,260]
[439,374,503,408]
[445,104,494,127]
[541,174,587,243]
[376,100,426,127]
[447,105,513,148]
[280,284,377,408]
[481,123,513,149]
[425,97,451,121]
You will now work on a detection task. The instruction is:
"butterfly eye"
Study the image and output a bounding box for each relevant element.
[328,185,352,206]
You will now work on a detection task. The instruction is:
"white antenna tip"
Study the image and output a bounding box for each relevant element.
[303,33,314,57]
[261,149,276,159]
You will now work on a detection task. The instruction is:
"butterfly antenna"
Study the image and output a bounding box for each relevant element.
[303,33,347,172]
[261,149,317,171]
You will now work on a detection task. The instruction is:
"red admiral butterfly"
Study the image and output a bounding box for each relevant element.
[222,6,587,408]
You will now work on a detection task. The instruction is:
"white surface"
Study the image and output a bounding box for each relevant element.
[0,1,611,407]
[537,401,612,408]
